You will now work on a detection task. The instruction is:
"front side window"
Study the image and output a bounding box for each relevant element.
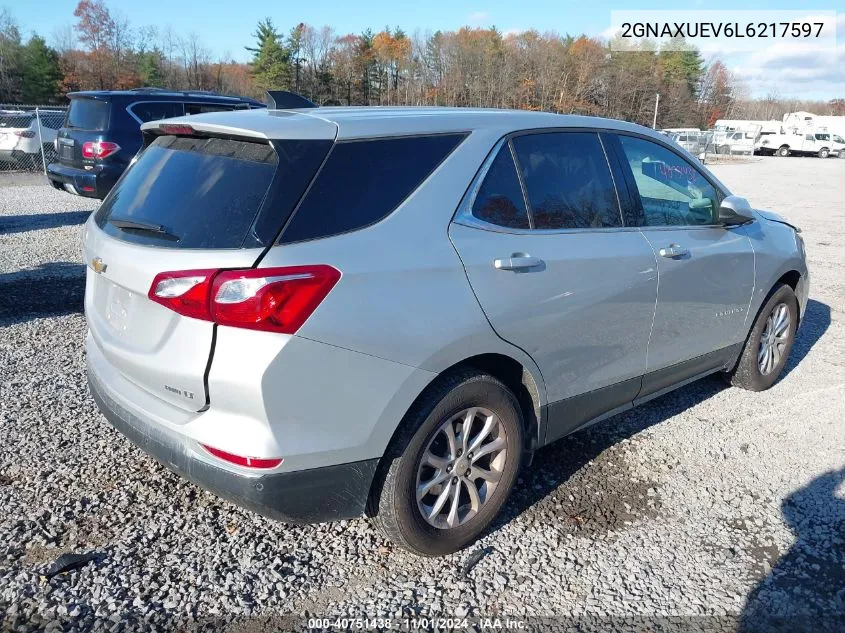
[511,132,621,230]
[618,135,720,227]
[471,145,530,229]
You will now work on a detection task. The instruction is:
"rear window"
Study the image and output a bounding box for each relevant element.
[279,134,466,244]
[66,98,110,130]
[95,135,278,249]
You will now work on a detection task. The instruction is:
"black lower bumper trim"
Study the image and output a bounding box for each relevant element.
[88,370,379,524]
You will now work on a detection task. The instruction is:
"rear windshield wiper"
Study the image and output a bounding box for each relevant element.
[108,217,180,241]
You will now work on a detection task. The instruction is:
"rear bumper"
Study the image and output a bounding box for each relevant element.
[88,365,379,524]
[46,161,121,199]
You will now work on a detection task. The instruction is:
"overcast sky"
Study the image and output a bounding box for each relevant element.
[10,0,845,100]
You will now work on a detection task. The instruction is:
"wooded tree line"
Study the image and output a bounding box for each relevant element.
[1,2,842,128]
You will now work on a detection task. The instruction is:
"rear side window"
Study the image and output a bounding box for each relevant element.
[95,135,277,248]
[129,102,184,123]
[66,99,110,130]
[185,103,234,115]
[279,134,465,244]
[471,145,529,229]
[512,132,621,230]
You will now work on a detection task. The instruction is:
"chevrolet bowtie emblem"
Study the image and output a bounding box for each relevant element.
[91,257,107,274]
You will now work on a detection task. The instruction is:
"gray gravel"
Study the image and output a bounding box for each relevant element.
[1,158,843,631]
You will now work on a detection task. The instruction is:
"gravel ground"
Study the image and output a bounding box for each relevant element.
[1,157,843,632]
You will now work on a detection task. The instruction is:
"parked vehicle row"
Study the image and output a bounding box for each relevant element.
[0,109,65,169]
[756,131,845,158]
[83,103,809,556]
[662,125,845,158]
[45,88,264,197]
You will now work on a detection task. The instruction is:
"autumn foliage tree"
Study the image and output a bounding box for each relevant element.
[2,1,842,128]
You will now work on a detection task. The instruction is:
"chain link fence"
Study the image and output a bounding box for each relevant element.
[665,131,757,165]
[0,105,68,173]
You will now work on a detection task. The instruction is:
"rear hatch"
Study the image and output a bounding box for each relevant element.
[57,96,111,167]
[84,120,335,411]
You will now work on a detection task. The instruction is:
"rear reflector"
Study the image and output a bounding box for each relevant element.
[148,265,340,333]
[14,130,36,138]
[201,444,283,469]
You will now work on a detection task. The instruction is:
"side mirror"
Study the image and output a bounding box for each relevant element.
[719,195,754,226]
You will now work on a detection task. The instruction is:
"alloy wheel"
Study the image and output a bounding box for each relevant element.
[758,302,790,375]
[415,407,508,529]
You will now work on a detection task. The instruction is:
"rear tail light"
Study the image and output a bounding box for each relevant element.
[148,269,216,320]
[82,140,120,159]
[13,130,36,138]
[201,444,283,469]
[148,265,340,333]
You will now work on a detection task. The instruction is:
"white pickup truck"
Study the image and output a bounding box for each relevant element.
[756,130,845,158]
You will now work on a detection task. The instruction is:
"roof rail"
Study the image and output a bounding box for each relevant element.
[265,91,318,109]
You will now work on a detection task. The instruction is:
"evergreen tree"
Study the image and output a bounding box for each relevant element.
[21,36,61,103]
[658,37,703,96]
[137,49,165,87]
[288,23,305,92]
[0,8,23,101]
[247,18,290,90]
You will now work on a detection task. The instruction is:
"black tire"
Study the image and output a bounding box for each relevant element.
[725,283,798,391]
[818,148,829,159]
[776,146,790,157]
[371,370,524,556]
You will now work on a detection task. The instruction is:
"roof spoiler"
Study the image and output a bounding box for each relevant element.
[265,91,318,109]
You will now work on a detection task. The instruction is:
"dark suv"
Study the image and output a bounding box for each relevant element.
[46,89,264,199]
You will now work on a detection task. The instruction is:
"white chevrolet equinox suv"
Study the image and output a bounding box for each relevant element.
[84,101,809,555]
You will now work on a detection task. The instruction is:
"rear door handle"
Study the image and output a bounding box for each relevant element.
[494,254,544,271]
[658,244,690,259]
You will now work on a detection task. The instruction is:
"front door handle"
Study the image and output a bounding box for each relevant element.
[658,244,690,259]
[494,254,544,271]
